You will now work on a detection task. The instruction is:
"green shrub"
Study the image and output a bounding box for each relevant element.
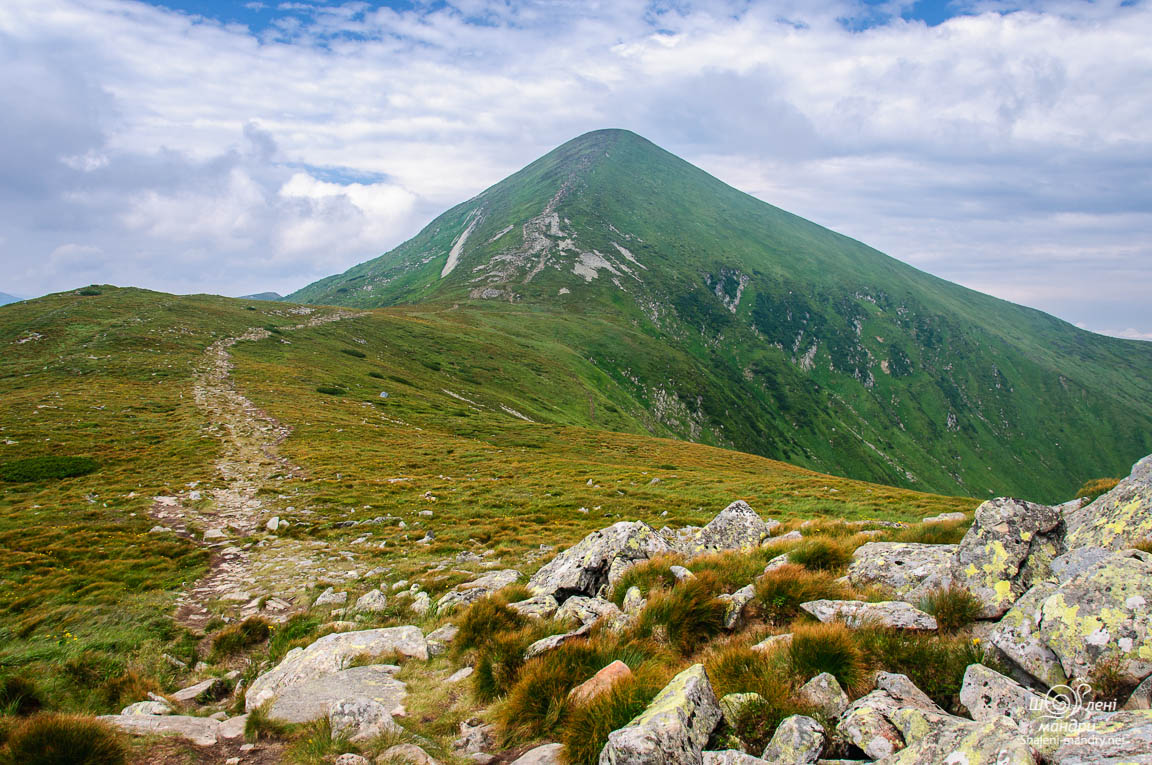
[2,715,126,765]
[754,565,847,625]
[0,676,42,716]
[787,539,852,572]
[211,617,271,658]
[0,456,99,483]
[315,386,346,395]
[561,674,663,765]
[368,371,386,379]
[609,554,685,604]
[629,577,725,655]
[340,348,367,358]
[77,288,102,296]
[918,586,983,633]
[788,622,868,695]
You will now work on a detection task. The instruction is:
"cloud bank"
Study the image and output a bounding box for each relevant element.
[0,0,1148,337]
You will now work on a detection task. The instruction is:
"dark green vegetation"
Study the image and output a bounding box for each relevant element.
[1,715,127,765]
[0,456,99,483]
[0,287,972,728]
[292,129,1152,502]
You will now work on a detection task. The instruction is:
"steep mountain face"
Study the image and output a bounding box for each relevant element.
[291,129,1152,501]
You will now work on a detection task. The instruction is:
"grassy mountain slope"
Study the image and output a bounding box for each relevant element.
[0,286,970,713]
[291,129,1152,502]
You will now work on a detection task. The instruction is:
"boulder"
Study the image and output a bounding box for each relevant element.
[528,521,670,601]
[760,715,824,764]
[959,664,1046,725]
[570,661,633,705]
[217,714,247,741]
[314,587,349,607]
[267,665,405,724]
[437,569,521,612]
[411,591,431,615]
[719,585,756,630]
[674,501,780,555]
[1047,709,1152,763]
[353,589,389,613]
[121,700,173,716]
[671,565,696,581]
[719,692,764,728]
[426,623,459,657]
[454,721,496,754]
[846,543,956,597]
[599,664,722,764]
[951,497,1064,618]
[328,696,400,742]
[510,743,564,764]
[703,752,767,764]
[922,512,967,524]
[800,600,937,631]
[623,586,646,614]
[509,594,560,620]
[836,673,944,760]
[525,624,592,660]
[556,596,623,626]
[883,709,1035,764]
[246,627,425,711]
[1064,453,1152,550]
[797,673,850,719]
[992,550,1152,686]
[1049,546,1115,583]
[98,714,219,746]
[170,676,229,704]
[381,743,440,764]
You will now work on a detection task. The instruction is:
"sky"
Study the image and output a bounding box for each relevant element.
[1,0,1149,339]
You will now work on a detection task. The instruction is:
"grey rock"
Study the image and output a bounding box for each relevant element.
[354,589,389,613]
[670,565,696,581]
[427,623,459,656]
[988,581,1068,689]
[800,600,937,630]
[763,554,793,573]
[1050,546,1115,583]
[951,497,1064,618]
[556,595,624,627]
[528,521,670,601]
[623,586,646,615]
[720,692,764,728]
[846,542,956,597]
[525,624,593,659]
[719,584,756,630]
[381,743,440,764]
[1064,453,1152,551]
[775,530,804,542]
[922,512,967,524]
[314,587,349,607]
[328,696,400,742]
[509,594,559,620]
[884,710,1035,764]
[246,627,425,711]
[98,714,219,746]
[121,700,173,716]
[217,714,247,740]
[448,667,474,683]
[599,664,723,764]
[959,664,1046,725]
[437,569,521,613]
[675,500,780,556]
[510,743,564,764]
[703,752,767,765]
[760,714,824,765]
[410,591,431,615]
[1048,709,1152,763]
[335,755,371,765]
[797,673,850,719]
[268,665,406,724]
[1126,675,1152,711]
[170,676,228,704]
[836,674,943,760]
[752,633,793,653]
[454,721,495,754]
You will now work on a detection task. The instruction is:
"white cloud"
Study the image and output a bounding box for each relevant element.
[0,0,1147,333]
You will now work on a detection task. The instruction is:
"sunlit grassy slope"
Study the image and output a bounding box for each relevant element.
[291,129,1152,503]
[0,287,972,711]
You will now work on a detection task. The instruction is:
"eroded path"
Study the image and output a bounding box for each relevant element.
[151,309,367,628]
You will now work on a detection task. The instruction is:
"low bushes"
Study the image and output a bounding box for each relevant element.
[1,715,126,765]
[786,539,853,572]
[609,554,685,604]
[628,577,726,655]
[0,456,99,483]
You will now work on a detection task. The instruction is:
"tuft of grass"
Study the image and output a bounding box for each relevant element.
[687,549,781,594]
[1,714,126,765]
[245,703,292,742]
[1087,657,1138,707]
[855,626,989,713]
[917,586,983,633]
[628,577,726,655]
[1134,539,1152,554]
[786,539,853,572]
[609,553,686,605]
[473,626,538,701]
[754,565,847,625]
[703,643,806,752]
[890,520,970,545]
[211,616,271,658]
[315,385,346,395]
[340,348,367,358]
[0,676,43,716]
[267,614,322,663]
[788,621,869,695]
[1073,477,1120,503]
[561,673,665,765]
[455,597,528,654]
[0,456,99,483]
[368,371,387,379]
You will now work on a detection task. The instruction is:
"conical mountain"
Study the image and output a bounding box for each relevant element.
[291,129,1152,501]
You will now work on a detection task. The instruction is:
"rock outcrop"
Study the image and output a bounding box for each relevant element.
[529,521,671,601]
[846,542,956,597]
[759,714,824,764]
[1064,454,1152,551]
[437,569,521,612]
[800,600,937,631]
[671,501,780,555]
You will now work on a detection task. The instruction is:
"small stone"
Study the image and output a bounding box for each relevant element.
[335,755,370,765]
[313,587,349,607]
[670,565,695,581]
[265,516,280,532]
[448,667,474,683]
[328,697,400,742]
[760,714,824,764]
[204,528,227,541]
[411,591,431,615]
[380,743,439,764]
[120,700,173,716]
[509,742,564,764]
[568,660,632,705]
[797,673,849,719]
[217,714,247,740]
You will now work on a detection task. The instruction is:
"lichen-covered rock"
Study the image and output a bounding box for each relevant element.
[671,565,696,581]
[529,522,670,601]
[1047,709,1152,763]
[988,581,1068,689]
[623,586,646,615]
[719,692,763,728]
[702,752,767,764]
[170,676,229,704]
[569,660,632,705]
[525,624,592,659]
[1126,675,1152,711]
[752,633,793,653]
[836,673,943,760]
[381,743,440,764]
[719,585,756,630]
[267,665,406,724]
[556,595,623,626]
[922,512,967,524]
[959,664,1046,725]
[1049,546,1115,583]
[760,715,824,764]
[121,700,173,716]
[882,710,1035,764]
[1064,453,1152,551]
[509,594,559,620]
[314,587,348,607]
[245,627,424,712]
[327,696,400,742]
[951,497,1064,619]
[454,721,495,754]
[437,569,521,613]
[673,501,780,556]
[846,542,956,597]
[800,600,937,631]
[797,673,850,719]
[98,714,220,746]
[599,664,722,764]
[426,624,459,657]
[353,588,388,613]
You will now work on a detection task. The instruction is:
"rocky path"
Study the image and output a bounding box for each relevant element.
[151,309,364,629]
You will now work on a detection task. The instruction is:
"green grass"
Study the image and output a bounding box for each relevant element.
[0,456,99,483]
[1,714,126,765]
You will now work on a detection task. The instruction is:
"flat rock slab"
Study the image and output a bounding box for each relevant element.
[246,626,426,711]
[267,665,406,724]
[510,743,564,764]
[801,600,937,630]
[846,542,956,596]
[98,714,220,746]
[437,569,521,612]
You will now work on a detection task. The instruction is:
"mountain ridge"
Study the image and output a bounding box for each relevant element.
[290,129,1152,501]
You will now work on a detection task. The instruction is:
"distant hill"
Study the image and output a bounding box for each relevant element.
[239,292,282,301]
[291,129,1152,502]
[0,292,24,306]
